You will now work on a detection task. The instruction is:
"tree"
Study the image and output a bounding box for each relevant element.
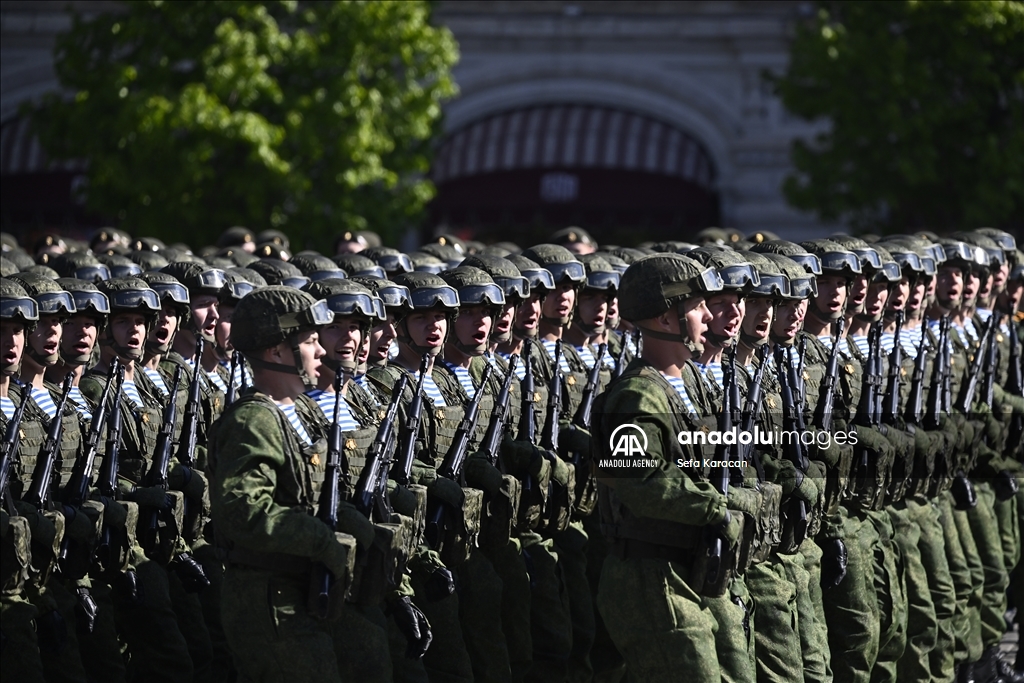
[32,0,458,250]
[770,0,1024,233]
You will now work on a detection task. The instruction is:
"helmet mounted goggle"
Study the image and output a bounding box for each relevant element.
[493,275,530,301]
[376,284,413,313]
[110,262,143,278]
[307,268,347,282]
[1,296,39,323]
[375,253,414,275]
[36,291,77,316]
[717,263,760,292]
[282,275,311,289]
[544,260,586,285]
[409,285,460,311]
[74,264,111,283]
[789,276,818,299]
[850,247,882,272]
[751,273,791,298]
[355,265,387,279]
[151,282,191,308]
[661,267,725,298]
[584,270,620,292]
[788,253,822,276]
[277,299,334,332]
[68,290,111,316]
[818,251,863,276]
[109,288,162,314]
[521,268,556,295]
[872,261,902,284]
[222,280,255,303]
[326,291,382,321]
[196,268,228,291]
[457,283,506,308]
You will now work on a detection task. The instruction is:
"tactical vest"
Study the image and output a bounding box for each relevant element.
[11,382,83,503]
[844,337,897,511]
[81,366,162,485]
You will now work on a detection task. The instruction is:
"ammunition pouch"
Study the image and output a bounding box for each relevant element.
[573,457,598,518]
[436,487,483,567]
[1,514,33,592]
[743,482,782,567]
[479,474,522,551]
[144,490,187,565]
[350,519,406,607]
[60,500,105,580]
[691,517,746,599]
[515,448,550,532]
[541,460,575,534]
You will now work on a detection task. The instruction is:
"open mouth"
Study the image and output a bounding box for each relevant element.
[755,320,769,335]
[425,333,443,347]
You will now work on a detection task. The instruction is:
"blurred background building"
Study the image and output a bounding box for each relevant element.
[2,0,829,246]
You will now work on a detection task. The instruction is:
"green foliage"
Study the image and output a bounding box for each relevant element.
[32,0,458,249]
[770,0,1024,232]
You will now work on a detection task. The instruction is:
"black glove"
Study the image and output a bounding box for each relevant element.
[75,587,99,634]
[820,538,848,589]
[36,609,68,653]
[994,470,1020,501]
[951,473,977,510]
[171,552,210,593]
[422,565,456,602]
[390,596,433,659]
[118,569,143,605]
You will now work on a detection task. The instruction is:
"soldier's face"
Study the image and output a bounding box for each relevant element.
[515,293,543,335]
[888,277,910,313]
[30,314,63,365]
[848,275,868,312]
[999,279,1023,314]
[320,315,362,366]
[741,296,774,343]
[493,302,516,339]
[215,304,234,351]
[293,329,325,381]
[906,276,927,313]
[543,282,576,321]
[151,309,180,349]
[862,282,890,319]
[454,304,492,349]
[405,309,447,352]
[62,314,98,359]
[680,297,712,347]
[976,271,993,300]
[993,262,1009,292]
[935,266,962,308]
[110,313,147,357]
[1,322,25,374]
[607,296,620,324]
[369,313,398,363]
[814,275,848,318]
[191,295,219,342]
[772,299,807,342]
[576,290,609,331]
[961,270,980,306]
[706,293,744,342]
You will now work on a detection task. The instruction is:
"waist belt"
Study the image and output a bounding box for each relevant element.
[609,538,694,565]
[222,546,311,576]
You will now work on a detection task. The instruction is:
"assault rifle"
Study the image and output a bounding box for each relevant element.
[483,356,518,463]
[517,342,537,496]
[776,345,809,545]
[924,317,949,430]
[904,331,929,427]
[354,375,407,520]
[226,350,241,406]
[853,324,883,477]
[573,344,605,434]
[738,344,769,480]
[60,360,120,577]
[96,361,126,568]
[176,340,204,469]
[612,332,629,380]
[705,345,737,589]
[0,379,30,510]
[311,373,348,619]
[426,365,493,549]
[142,365,183,550]
[979,314,1001,409]
[881,312,905,425]
[23,374,75,509]
[540,340,563,453]
[391,355,430,487]
[813,319,844,432]
[954,316,994,413]
[1008,321,1023,446]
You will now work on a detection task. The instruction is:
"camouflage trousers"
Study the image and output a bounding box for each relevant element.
[597,554,721,683]
[966,481,1010,649]
[938,492,984,665]
[888,500,935,683]
[867,509,907,683]
[551,519,596,683]
[907,496,958,682]
[704,573,756,683]
[520,531,572,683]
[746,558,802,683]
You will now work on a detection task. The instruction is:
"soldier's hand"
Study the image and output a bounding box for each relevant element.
[464,457,504,497]
[546,452,570,486]
[61,505,97,543]
[171,551,210,593]
[388,483,419,518]
[389,595,433,659]
[335,501,375,549]
[423,565,456,602]
[820,538,848,588]
[725,486,761,517]
[99,498,129,529]
[994,470,1020,501]
[169,464,207,500]
[428,477,465,509]
[128,485,174,510]
[13,503,57,548]
[75,586,99,633]
[777,462,817,505]
[714,510,741,547]
[317,533,357,581]
[558,423,592,454]
[951,473,977,510]
[36,609,68,653]
[500,436,538,476]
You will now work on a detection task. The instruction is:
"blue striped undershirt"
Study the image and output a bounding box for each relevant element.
[413,371,446,407]
[275,402,312,445]
[122,380,145,409]
[496,351,527,380]
[1,396,15,420]
[30,386,58,420]
[659,373,698,417]
[67,386,92,420]
[306,389,361,432]
[540,339,573,375]
[441,360,477,397]
[142,367,169,398]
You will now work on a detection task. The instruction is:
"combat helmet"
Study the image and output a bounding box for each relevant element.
[573,254,620,336]
[138,271,192,355]
[750,240,822,276]
[363,247,414,277]
[686,248,760,296]
[289,253,347,283]
[618,253,724,355]
[95,252,143,278]
[506,254,555,300]
[95,277,162,361]
[230,286,332,389]
[51,251,111,283]
[408,252,446,274]
[8,272,78,364]
[304,279,383,373]
[1,278,39,374]
[54,278,110,365]
[332,253,386,279]
[246,258,308,289]
[391,271,460,357]
[440,266,505,355]
[520,244,586,327]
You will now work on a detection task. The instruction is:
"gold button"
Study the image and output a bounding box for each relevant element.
[344,438,357,451]
[310,453,320,467]
[997,334,1005,343]
[142,413,150,423]
[567,376,576,386]
[378,409,387,421]
[803,371,810,381]
[845,364,855,375]
[435,408,445,421]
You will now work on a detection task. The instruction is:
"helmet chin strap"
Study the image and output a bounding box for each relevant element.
[245,333,316,389]
[58,347,92,367]
[454,339,488,356]
[106,329,144,362]
[397,320,445,358]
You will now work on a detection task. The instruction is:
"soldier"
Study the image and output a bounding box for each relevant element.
[209,286,372,682]
[593,252,762,682]
[216,267,267,396]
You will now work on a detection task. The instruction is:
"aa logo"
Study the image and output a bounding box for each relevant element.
[609,423,648,457]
